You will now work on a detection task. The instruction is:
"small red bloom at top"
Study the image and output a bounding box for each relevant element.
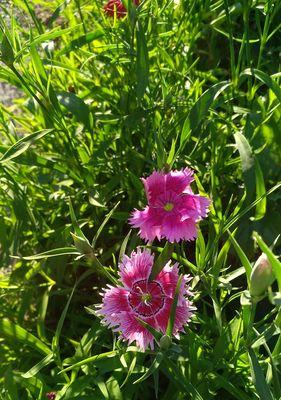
[46,393,56,400]
[104,0,139,18]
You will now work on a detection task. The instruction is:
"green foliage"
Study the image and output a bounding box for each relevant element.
[0,0,281,399]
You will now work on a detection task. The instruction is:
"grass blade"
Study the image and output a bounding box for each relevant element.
[0,129,53,163]
[133,353,163,384]
[0,318,52,355]
[22,354,54,378]
[136,20,149,100]
[17,247,80,260]
[248,347,273,400]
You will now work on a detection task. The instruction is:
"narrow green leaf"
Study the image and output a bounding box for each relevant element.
[18,247,80,260]
[106,377,123,400]
[0,129,54,163]
[166,275,183,337]
[15,25,82,60]
[69,198,88,240]
[59,351,117,373]
[234,131,255,202]
[242,69,281,103]
[251,324,280,349]
[149,242,174,281]
[180,81,231,148]
[1,33,14,66]
[248,347,273,400]
[166,139,176,167]
[136,20,149,100]
[22,354,54,378]
[95,376,109,399]
[120,354,137,388]
[13,373,43,398]
[118,230,132,264]
[92,202,120,248]
[59,29,104,55]
[154,130,167,169]
[46,0,72,27]
[133,353,163,384]
[253,157,266,220]
[4,367,19,400]
[52,285,76,354]
[162,358,204,400]
[57,91,91,130]
[224,183,281,233]
[0,318,52,355]
[37,285,52,342]
[210,372,253,400]
[228,231,252,286]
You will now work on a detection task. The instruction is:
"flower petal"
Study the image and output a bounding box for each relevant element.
[165,168,194,195]
[142,171,166,204]
[97,286,130,328]
[119,248,154,288]
[180,194,211,221]
[143,168,194,206]
[157,263,179,298]
[173,302,194,334]
[118,313,155,351]
[129,207,163,242]
[161,215,198,242]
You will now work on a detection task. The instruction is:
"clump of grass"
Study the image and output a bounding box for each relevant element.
[0,0,281,398]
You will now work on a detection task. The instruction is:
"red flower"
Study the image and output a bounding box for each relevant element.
[46,393,56,400]
[104,0,139,18]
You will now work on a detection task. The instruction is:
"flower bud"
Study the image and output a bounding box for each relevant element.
[250,253,275,297]
[159,335,172,351]
[71,232,94,257]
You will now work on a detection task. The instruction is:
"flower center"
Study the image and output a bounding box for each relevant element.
[164,202,174,211]
[128,279,165,317]
[141,293,152,303]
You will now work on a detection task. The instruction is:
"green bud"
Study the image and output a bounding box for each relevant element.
[71,232,93,257]
[250,253,275,297]
[159,335,172,351]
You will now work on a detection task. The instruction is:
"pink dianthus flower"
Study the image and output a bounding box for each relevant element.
[129,168,210,242]
[96,248,194,351]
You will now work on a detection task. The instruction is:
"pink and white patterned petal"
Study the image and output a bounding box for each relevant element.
[97,286,130,328]
[118,312,155,351]
[157,263,180,298]
[119,248,154,289]
[98,249,195,350]
[173,302,195,335]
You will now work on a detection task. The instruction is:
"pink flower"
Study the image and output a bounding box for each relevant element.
[104,0,139,18]
[96,249,194,351]
[129,168,210,242]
